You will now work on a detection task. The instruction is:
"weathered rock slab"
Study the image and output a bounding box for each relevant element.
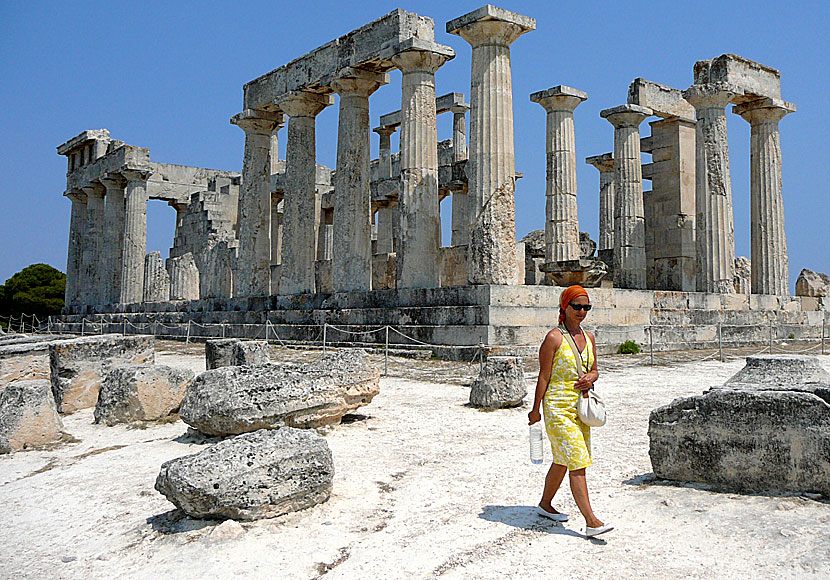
[50,334,155,414]
[233,341,270,366]
[721,354,830,390]
[0,380,66,453]
[205,339,239,370]
[469,356,526,409]
[795,268,830,297]
[155,428,333,520]
[94,365,195,425]
[180,350,380,435]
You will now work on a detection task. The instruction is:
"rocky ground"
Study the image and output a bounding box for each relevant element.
[1,341,828,579]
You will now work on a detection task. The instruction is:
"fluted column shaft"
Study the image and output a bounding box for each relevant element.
[100,176,126,304]
[231,109,281,297]
[277,92,331,295]
[392,49,451,289]
[684,86,737,293]
[120,170,150,304]
[451,105,469,162]
[64,189,87,306]
[374,126,396,180]
[736,99,795,295]
[602,105,651,289]
[332,71,388,292]
[81,184,106,305]
[586,154,615,253]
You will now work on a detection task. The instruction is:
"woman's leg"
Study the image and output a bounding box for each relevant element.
[568,468,604,527]
[540,462,568,511]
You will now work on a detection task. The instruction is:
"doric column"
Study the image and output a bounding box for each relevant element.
[99,175,126,304]
[451,103,469,162]
[64,189,87,307]
[450,101,470,247]
[119,169,151,304]
[276,91,332,295]
[374,126,396,180]
[81,183,106,306]
[734,97,796,296]
[448,6,535,285]
[230,109,282,297]
[331,68,389,292]
[375,204,396,254]
[143,251,170,302]
[531,86,587,264]
[585,153,615,261]
[391,43,453,289]
[683,84,738,293]
[271,194,282,266]
[601,104,651,289]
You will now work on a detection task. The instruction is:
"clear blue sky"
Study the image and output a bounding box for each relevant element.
[1,1,827,293]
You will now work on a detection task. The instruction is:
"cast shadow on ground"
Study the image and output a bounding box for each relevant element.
[479,505,605,543]
[147,509,215,535]
[622,473,829,503]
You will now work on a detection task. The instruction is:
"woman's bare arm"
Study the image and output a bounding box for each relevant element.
[528,330,561,424]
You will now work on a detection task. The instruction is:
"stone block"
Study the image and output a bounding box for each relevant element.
[155,428,333,521]
[0,342,53,387]
[693,54,781,101]
[315,260,333,294]
[0,380,66,453]
[446,5,536,35]
[372,253,396,291]
[721,355,830,389]
[519,229,545,258]
[627,78,695,120]
[49,335,155,414]
[796,268,830,297]
[179,350,380,435]
[440,246,468,288]
[205,338,239,370]
[469,356,526,409]
[94,365,195,425]
[232,341,270,366]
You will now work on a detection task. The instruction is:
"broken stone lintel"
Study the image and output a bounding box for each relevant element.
[57,129,111,156]
[693,54,781,102]
[378,90,467,130]
[446,4,536,34]
[627,78,695,121]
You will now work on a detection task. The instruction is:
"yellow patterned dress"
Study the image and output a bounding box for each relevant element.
[542,331,594,470]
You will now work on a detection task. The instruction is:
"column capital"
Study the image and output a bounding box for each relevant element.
[388,39,455,74]
[450,103,470,114]
[230,108,284,134]
[331,68,389,98]
[683,83,740,109]
[373,125,397,137]
[447,6,535,48]
[81,182,105,198]
[585,152,615,173]
[530,85,588,113]
[600,104,652,128]
[98,173,126,190]
[64,188,87,203]
[276,90,334,118]
[120,168,153,183]
[733,97,796,124]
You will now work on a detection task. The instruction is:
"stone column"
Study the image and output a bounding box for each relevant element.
[391,45,453,289]
[601,104,651,289]
[230,109,282,297]
[143,251,170,302]
[375,204,396,254]
[81,183,106,306]
[277,91,332,295]
[734,97,796,296]
[531,86,587,263]
[683,85,738,293]
[585,153,615,265]
[450,102,470,247]
[167,253,200,301]
[448,6,535,285]
[64,189,87,307]
[451,103,469,162]
[374,126,396,179]
[271,194,282,266]
[119,169,151,304]
[331,69,389,293]
[99,175,126,304]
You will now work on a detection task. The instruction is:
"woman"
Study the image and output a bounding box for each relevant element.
[527,285,613,538]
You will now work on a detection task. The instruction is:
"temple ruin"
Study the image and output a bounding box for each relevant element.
[55,6,824,353]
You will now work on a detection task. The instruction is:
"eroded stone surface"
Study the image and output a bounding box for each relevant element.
[205,339,239,370]
[796,268,830,297]
[720,354,830,389]
[232,341,270,366]
[469,356,526,409]
[0,380,66,453]
[94,365,195,425]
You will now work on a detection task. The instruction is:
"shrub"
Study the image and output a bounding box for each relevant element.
[617,340,641,355]
[788,333,795,339]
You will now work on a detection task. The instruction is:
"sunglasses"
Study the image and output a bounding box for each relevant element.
[568,303,592,312]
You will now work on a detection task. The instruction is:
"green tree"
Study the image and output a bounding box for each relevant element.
[0,264,66,326]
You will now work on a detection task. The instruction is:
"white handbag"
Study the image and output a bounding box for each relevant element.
[559,326,607,427]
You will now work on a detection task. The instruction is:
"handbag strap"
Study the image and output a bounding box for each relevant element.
[558,325,590,378]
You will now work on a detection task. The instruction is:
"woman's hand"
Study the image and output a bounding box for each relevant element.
[574,374,594,391]
[528,409,542,425]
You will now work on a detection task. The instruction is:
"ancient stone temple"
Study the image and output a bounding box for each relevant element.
[56,7,824,354]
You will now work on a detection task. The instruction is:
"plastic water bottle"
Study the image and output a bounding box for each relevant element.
[529,422,544,464]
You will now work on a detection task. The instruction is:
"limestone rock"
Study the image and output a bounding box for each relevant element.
[94,365,195,425]
[519,230,545,258]
[205,339,239,370]
[720,355,830,390]
[143,251,171,303]
[649,389,830,494]
[180,350,380,435]
[167,253,200,301]
[50,335,155,414]
[733,256,751,294]
[579,232,597,259]
[155,428,333,520]
[0,380,66,453]
[232,341,269,366]
[795,268,830,297]
[469,356,526,409]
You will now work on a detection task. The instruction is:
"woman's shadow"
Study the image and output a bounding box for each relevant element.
[479,505,605,542]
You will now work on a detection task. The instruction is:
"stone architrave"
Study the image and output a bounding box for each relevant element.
[63,189,87,307]
[448,6,536,285]
[585,153,615,267]
[230,109,283,298]
[601,104,652,289]
[120,169,151,304]
[734,98,795,296]
[684,84,738,293]
[390,41,454,289]
[81,183,106,306]
[143,251,170,303]
[331,69,389,293]
[167,253,200,301]
[277,92,332,295]
[99,175,126,304]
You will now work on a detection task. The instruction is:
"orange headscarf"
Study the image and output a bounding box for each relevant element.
[558,285,589,324]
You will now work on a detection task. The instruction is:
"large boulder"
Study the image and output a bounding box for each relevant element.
[0,380,66,453]
[180,350,380,435]
[205,338,239,370]
[155,428,333,520]
[94,365,195,425]
[469,356,526,409]
[233,341,270,366]
[49,335,155,414]
[795,268,830,297]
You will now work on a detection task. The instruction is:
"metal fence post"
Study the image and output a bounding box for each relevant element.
[222,323,226,338]
[479,343,484,373]
[322,323,327,352]
[384,326,389,376]
[718,322,724,362]
[122,319,127,336]
[81,319,85,336]
[649,326,654,366]
[769,320,774,354]
[186,320,191,350]
[47,316,52,334]
[823,319,826,355]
